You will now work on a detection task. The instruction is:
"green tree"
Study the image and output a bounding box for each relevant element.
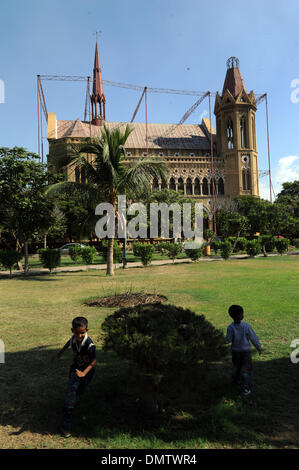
[0,147,54,274]
[47,125,167,275]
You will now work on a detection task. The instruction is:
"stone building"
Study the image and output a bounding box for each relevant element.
[47,46,259,218]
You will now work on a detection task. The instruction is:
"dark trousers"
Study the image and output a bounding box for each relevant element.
[62,365,95,431]
[231,350,253,391]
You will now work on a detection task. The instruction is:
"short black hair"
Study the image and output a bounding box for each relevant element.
[228,305,244,322]
[72,316,88,329]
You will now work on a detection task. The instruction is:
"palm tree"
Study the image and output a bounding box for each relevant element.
[47,124,168,275]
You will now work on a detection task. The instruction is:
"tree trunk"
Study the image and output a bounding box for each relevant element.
[16,239,23,270]
[106,237,114,276]
[24,241,29,275]
[44,234,47,249]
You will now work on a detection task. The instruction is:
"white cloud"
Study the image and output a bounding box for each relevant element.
[259,156,299,200]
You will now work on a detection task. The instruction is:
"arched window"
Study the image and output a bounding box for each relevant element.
[240,116,247,148]
[178,177,184,192]
[75,166,80,183]
[186,177,192,195]
[202,177,209,195]
[246,171,251,190]
[242,170,251,190]
[161,179,167,189]
[218,177,225,195]
[169,177,176,190]
[194,177,200,195]
[227,118,234,149]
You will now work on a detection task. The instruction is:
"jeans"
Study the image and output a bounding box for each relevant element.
[62,365,95,431]
[231,350,253,391]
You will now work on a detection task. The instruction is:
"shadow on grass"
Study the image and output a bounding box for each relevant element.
[0,347,298,448]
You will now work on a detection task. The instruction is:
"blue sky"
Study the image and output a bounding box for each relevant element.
[1,0,299,199]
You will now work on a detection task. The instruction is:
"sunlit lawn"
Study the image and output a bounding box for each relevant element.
[0,255,298,449]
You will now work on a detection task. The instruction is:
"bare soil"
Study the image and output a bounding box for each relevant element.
[83,291,168,308]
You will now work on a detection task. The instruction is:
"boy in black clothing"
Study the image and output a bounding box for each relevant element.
[51,316,96,437]
[225,305,261,396]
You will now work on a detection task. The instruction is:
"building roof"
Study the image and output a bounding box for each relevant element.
[222,66,246,98]
[54,119,215,151]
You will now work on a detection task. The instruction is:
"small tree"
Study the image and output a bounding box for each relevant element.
[38,249,61,273]
[220,240,233,260]
[245,239,262,258]
[81,246,97,270]
[101,303,228,412]
[69,245,83,263]
[0,250,23,278]
[275,237,290,255]
[136,243,155,266]
[184,244,204,261]
[165,242,182,263]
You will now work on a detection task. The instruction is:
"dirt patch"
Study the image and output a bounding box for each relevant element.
[83,291,167,308]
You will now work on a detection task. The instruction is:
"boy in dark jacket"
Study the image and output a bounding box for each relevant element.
[51,316,96,436]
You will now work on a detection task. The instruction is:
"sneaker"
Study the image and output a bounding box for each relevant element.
[242,388,251,396]
[60,427,72,438]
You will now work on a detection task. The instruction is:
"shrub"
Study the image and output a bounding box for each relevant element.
[0,250,23,278]
[275,237,290,255]
[69,245,83,263]
[101,240,122,263]
[155,242,170,256]
[204,229,214,241]
[81,246,97,268]
[210,240,221,255]
[220,240,233,260]
[246,239,262,258]
[184,243,204,261]
[259,235,276,253]
[165,242,182,262]
[135,243,155,266]
[293,238,299,248]
[101,303,228,410]
[38,248,61,272]
[235,237,247,252]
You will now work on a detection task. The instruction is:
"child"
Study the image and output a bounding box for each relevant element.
[51,316,96,437]
[225,305,261,396]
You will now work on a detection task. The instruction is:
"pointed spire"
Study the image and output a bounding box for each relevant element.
[91,41,106,125]
[222,57,246,98]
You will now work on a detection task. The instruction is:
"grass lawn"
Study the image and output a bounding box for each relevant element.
[0,255,298,449]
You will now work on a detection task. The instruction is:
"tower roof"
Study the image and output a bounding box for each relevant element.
[92,41,105,102]
[222,56,246,98]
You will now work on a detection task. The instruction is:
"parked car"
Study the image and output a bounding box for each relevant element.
[58,243,87,255]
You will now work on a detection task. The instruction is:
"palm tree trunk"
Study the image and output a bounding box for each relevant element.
[106,237,114,276]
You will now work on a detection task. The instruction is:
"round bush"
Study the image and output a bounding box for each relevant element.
[38,248,61,272]
[275,237,290,255]
[184,244,203,261]
[220,240,233,259]
[81,246,97,265]
[69,245,82,263]
[101,303,227,376]
[165,242,182,262]
[134,243,155,266]
[246,239,261,257]
[0,249,23,277]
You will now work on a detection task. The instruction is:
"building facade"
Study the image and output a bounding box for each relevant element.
[47,49,259,218]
